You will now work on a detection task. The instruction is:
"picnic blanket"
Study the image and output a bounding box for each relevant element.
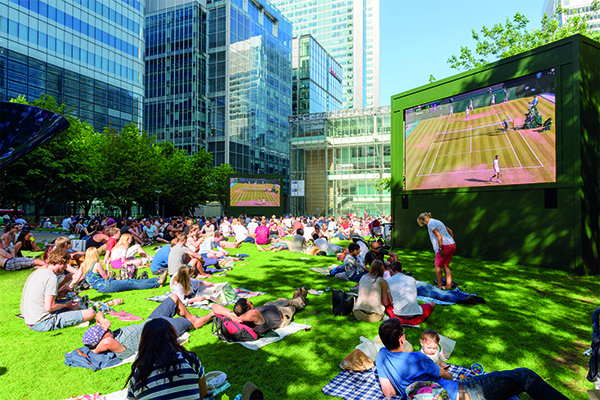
[310,265,336,275]
[234,287,267,299]
[322,365,475,400]
[230,322,312,350]
[64,333,190,371]
[146,285,266,311]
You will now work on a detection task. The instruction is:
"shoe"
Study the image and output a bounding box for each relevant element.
[474,296,486,304]
[497,180,501,183]
[489,177,492,181]
[464,295,478,305]
[349,284,359,291]
[158,271,168,286]
[293,286,308,303]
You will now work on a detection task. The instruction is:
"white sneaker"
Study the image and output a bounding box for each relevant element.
[497,180,501,183]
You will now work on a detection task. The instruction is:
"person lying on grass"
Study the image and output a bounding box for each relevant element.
[171,265,214,304]
[211,287,308,335]
[376,318,568,399]
[0,239,45,270]
[74,247,168,294]
[82,294,214,361]
[20,249,96,332]
[388,261,485,306]
[256,237,292,252]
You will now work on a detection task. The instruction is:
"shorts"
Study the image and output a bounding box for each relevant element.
[272,242,288,249]
[4,257,35,271]
[148,296,192,336]
[29,309,84,332]
[435,243,457,267]
[494,168,500,173]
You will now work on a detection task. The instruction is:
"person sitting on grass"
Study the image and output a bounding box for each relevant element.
[255,219,270,245]
[20,249,96,332]
[171,265,214,304]
[385,261,436,326]
[257,237,292,252]
[211,287,307,335]
[186,225,228,259]
[375,318,569,399]
[289,228,306,253]
[102,228,121,267]
[168,234,208,278]
[344,242,370,283]
[120,219,145,246]
[125,318,209,400]
[353,260,391,322]
[107,233,149,277]
[85,225,109,256]
[78,247,167,293]
[364,241,398,268]
[143,219,168,244]
[0,239,44,270]
[232,218,255,244]
[199,219,215,237]
[82,294,213,361]
[14,229,42,256]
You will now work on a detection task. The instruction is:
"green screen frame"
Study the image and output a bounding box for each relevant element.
[391,35,599,274]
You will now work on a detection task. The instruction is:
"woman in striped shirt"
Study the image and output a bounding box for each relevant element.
[125,318,208,400]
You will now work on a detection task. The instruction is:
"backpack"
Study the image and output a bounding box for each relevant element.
[332,290,357,316]
[211,314,258,342]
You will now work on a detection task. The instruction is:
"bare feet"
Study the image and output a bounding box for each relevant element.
[257,245,265,252]
[158,271,168,286]
[444,285,452,290]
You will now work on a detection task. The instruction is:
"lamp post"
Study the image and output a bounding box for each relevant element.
[155,190,162,216]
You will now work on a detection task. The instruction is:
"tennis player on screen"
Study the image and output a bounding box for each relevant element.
[489,155,501,183]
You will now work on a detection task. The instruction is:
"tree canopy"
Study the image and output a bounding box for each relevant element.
[448,2,600,70]
[1,95,235,221]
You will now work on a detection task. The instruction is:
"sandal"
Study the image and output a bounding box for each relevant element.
[106,298,123,307]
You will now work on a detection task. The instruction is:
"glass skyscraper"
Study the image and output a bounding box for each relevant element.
[144,0,209,154]
[270,0,380,109]
[0,0,146,131]
[206,0,292,181]
[292,34,342,115]
[289,106,391,216]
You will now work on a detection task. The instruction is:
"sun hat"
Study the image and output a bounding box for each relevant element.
[241,382,264,400]
[82,325,108,347]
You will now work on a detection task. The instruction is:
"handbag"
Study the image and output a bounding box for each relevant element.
[332,289,357,316]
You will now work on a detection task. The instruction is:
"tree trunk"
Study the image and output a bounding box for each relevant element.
[34,198,44,224]
[83,198,94,217]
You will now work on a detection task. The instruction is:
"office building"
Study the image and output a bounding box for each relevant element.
[0,0,146,132]
[206,0,293,181]
[145,0,209,154]
[292,34,342,115]
[543,0,600,32]
[271,0,380,109]
[289,106,391,217]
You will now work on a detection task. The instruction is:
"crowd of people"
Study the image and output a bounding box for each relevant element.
[1,211,568,399]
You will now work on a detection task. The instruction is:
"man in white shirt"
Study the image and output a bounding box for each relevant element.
[385,261,435,326]
[247,218,259,235]
[62,216,73,231]
[351,235,369,261]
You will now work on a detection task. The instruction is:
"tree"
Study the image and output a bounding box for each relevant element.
[2,95,82,223]
[208,163,235,215]
[100,124,162,217]
[447,2,600,70]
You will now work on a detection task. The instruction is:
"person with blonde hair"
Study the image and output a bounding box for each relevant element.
[353,260,391,322]
[417,212,456,290]
[108,233,148,271]
[170,265,214,304]
[81,247,167,293]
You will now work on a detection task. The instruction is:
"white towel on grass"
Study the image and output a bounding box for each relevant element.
[233,322,312,350]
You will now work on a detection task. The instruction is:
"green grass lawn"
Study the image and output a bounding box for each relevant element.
[0,242,597,400]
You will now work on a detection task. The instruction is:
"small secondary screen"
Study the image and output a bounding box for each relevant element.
[229,177,281,207]
[404,68,556,190]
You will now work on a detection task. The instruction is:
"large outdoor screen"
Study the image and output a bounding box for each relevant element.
[404,69,556,190]
[229,177,281,207]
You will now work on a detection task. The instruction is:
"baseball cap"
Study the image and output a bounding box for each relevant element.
[82,325,108,347]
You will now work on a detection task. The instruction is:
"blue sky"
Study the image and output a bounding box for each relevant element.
[379,0,546,105]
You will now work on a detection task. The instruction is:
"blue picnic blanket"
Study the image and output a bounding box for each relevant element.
[322,365,474,400]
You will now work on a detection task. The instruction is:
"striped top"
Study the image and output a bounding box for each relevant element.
[85,264,108,292]
[126,352,204,400]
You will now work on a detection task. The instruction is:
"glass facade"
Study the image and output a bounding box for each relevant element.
[289,106,391,217]
[207,0,292,187]
[292,34,342,115]
[144,1,208,154]
[270,0,379,109]
[0,0,146,131]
